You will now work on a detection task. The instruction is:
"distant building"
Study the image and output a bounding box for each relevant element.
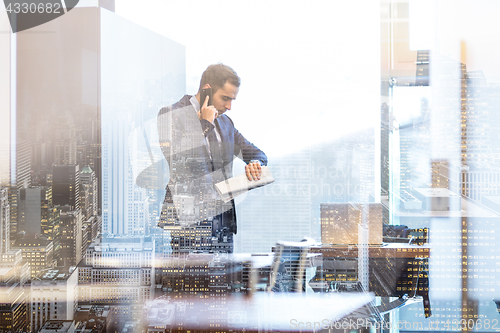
[74,304,112,333]
[17,186,54,235]
[0,187,10,254]
[10,140,33,241]
[13,235,55,278]
[53,120,77,166]
[141,299,175,333]
[78,236,155,331]
[30,267,78,332]
[82,215,102,255]
[53,165,80,211]
[80,166,98,219]
[0,250,30,332]
[320,203,383,245]
[59,208,84,266]
[38,320,76,333]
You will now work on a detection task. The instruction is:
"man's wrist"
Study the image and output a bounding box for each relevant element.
[249,160,262,166]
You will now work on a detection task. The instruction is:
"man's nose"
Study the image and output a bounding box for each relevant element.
[225,101,232,110]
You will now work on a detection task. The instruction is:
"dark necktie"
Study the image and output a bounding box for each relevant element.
[207,127,222,172]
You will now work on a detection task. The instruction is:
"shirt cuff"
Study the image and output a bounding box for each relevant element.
[200,119,215,137]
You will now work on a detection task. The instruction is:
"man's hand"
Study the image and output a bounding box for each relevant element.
[198,84,218,123]
[245,161,262,181]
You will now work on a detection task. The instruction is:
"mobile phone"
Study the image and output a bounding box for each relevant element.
[200,87,212,108]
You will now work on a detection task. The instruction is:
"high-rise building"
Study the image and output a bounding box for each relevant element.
[53,120,77,166]
[16,140,32,191]
[13,235,55,278]
[0,250,30,332]
[82,215,101,252]
[8,140,33,243]
[0,188,10,255]
[30,267,78,332]
[78,236,155,331]
[80,166,98,219]
[320,203,383,246]
[17,186,53,235]
[59,208,83,267]
[52,165,80,211]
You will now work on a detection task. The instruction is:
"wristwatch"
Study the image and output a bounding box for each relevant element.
[249,160,262,165]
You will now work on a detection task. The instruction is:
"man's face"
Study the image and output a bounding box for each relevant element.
[212,82,239,115]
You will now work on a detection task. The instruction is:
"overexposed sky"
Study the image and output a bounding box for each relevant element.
[410,0,500,82]
[114,0,381,157]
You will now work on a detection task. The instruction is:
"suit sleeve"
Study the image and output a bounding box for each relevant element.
[229,118,268,166]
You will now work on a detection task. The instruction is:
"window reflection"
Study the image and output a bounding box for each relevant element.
[1,0,500,332]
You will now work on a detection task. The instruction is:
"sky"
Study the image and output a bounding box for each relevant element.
[113,0,381,157]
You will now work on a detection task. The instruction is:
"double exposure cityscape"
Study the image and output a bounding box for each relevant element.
[1,1,500,332]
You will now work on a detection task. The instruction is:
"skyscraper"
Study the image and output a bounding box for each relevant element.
[52,165,80,211]
[0,188,10,254]
[53,120,77,166]
[9,140,33,242]
[17,186,52,235]
[80,166,98,219]
[59,208,83,266]
[30,267,78,332]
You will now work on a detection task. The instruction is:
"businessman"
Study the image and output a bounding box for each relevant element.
[158,64,267,253]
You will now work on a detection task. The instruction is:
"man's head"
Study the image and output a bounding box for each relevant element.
[198,64,240,115]
[198,63,240,94]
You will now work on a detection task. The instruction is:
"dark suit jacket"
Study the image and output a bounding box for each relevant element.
[157,95,267,234]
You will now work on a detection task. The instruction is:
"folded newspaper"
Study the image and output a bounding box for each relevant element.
[215,166,275,202]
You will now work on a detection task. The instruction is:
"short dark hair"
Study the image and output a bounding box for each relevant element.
[198,63,240,93]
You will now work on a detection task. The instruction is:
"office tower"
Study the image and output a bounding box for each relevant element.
[78,236,155,331]
[16,140,32,190]
[162,224,214,254]
[15,186,62,259]
[0,250,30,332]
[0,188,9,254]
[0,26,9,186]
[0,265,28,332]
[13,235,55,278]
[30,267,78,332]
[429,72,500,203]
[54,120,77,166]
[59,208,83,266]
[158,194,234,254]
[80,215,103,255]
[96,11,184,237]
[8,140,32,242]
[0,185,30,332]
[17,186,53,236]
[320,203,383,245]
[156,253,253,331]
[52,165,80,211]
[82,215,101,252]
[14,2,185,238]
[80,166,98,219]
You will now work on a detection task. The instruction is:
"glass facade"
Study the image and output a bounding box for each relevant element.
[1,0,500,332]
